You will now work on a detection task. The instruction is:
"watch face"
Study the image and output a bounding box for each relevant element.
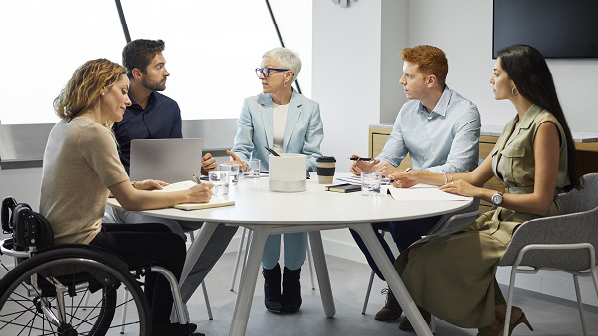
[492,193,502,205]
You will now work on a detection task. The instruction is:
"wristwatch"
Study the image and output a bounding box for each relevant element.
[491,191,504,206]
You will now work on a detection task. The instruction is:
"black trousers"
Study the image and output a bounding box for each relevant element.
[90,223,186,324]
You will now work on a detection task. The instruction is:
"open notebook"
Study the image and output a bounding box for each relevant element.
[154,180,235,211]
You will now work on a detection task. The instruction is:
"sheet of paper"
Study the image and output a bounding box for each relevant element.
[336,175,391,185]
[153,180,235,210]
[388,185,472,202]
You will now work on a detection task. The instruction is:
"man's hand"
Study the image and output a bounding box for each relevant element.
[186,182,214,203]
[201,153,217,175]
[133,179,168,190]
[226,150,249,172]
[388,171,418,188]
[372,161,399,177]
[350,154,380,176]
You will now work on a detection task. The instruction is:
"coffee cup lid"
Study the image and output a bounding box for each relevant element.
[316,156,336,162]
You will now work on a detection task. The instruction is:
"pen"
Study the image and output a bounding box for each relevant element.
[192,174,202,184]
[265,146,281,157]
[349,157,373,161]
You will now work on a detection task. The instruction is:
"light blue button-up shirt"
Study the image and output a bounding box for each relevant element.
[376,86,481,173]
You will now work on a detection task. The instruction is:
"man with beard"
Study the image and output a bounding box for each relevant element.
[107,39,237,324]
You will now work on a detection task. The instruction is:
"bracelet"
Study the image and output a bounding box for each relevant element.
[449,174,454,183]
[442,172,448,185]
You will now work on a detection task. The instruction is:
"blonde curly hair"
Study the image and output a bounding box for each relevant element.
[54,59,126,129]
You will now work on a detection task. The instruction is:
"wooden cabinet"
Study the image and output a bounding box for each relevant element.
[369,125,598,213]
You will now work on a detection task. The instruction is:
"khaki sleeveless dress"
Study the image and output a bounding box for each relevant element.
[394,104,570,328]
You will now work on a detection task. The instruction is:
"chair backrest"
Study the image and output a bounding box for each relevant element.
[559,173,598,215]
[427,198,480,235]
[499,173,598,271]
[1,197,54,251]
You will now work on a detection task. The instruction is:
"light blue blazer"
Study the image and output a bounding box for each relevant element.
[231,90,324,172]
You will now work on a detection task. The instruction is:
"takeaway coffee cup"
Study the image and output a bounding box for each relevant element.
[316,156,336,184]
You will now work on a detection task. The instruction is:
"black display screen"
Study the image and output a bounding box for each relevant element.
[493,0,598,59]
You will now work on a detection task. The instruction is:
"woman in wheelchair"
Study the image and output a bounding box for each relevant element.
[35,58,210,336]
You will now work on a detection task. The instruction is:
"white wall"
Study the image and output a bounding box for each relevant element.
[407,0,598,131]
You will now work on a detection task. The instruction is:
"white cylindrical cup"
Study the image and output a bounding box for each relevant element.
[269,154,306,192]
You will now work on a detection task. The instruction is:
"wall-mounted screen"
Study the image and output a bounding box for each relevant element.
[493,0,598,59]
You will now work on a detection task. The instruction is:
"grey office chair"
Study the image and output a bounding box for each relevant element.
[497,173,598,336]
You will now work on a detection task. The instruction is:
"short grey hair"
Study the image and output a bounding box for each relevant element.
[263,47,302,82]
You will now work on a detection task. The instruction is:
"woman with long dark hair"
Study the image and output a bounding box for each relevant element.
[388,44,583,335]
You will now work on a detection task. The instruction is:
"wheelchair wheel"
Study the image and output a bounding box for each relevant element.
[0,247,150,335]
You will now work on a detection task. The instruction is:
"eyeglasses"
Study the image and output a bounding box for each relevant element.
[255,67,289,78]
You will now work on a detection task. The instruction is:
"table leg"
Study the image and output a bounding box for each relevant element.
[180,222,218,285]
[348,224,433,336]
[229,227,271,336]
[307,231,336,318]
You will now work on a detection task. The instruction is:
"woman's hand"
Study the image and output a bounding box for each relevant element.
[186,182,213,203]
[439,179,480,197]
[133,179,168,190]
[226,150,249,172]
[350,154,380,175]
[389,171,418,188]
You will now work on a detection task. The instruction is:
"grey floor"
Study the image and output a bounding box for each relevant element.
[187,252,598,336]
[1,251,596,335]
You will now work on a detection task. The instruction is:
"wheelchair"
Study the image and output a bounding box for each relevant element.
[0,197,188,335]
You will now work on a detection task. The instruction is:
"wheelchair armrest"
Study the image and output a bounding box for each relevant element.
[33,244,130,274]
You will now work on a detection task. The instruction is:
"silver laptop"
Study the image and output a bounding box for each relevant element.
[130,138,203,183]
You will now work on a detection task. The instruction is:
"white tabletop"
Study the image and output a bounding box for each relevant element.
[107,173,472,225]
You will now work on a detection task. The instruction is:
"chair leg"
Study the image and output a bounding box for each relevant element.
[120,288,129,334]
[430,315,436,334]
[591,266,598,307]
[306,236,316,290]
[573,274,588,336]
[361,270,375,314]
[362,230,385,315]
[503,266,519,336]
[230,227,247,291]
[201,281,213,320]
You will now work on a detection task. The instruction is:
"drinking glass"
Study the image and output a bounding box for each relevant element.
[219,163,241,185]
[209,171,230,196]
[244,159,261,179]
[361,172,382,196]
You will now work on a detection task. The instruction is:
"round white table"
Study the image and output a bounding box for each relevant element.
[108,173,472,336]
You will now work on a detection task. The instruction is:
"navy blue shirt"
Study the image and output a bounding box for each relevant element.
[113,91,182,173]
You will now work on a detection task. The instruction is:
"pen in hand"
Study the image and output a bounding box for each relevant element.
[349,157,373,161]
[192,174,202,184]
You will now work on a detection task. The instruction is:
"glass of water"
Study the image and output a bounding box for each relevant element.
[209,171,230,196]
[244,159,261,179]
[219,163,241,185]
[361,172,382,196]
